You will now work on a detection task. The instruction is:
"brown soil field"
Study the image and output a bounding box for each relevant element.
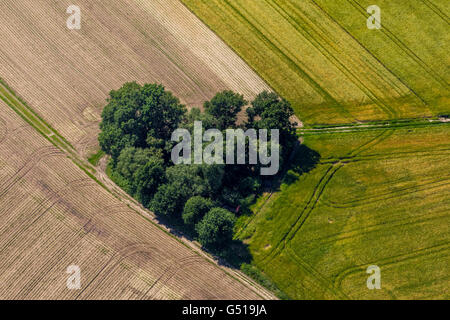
[0,0,270,157]
[0,96,276,299]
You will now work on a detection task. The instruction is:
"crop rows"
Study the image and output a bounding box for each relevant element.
[182,0,449,124]
[0,0,269,156]
[0,92,272,299]
[235,124,449,299]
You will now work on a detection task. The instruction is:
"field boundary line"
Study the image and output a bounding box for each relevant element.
[219,0,351,118]
[0,78,75,150]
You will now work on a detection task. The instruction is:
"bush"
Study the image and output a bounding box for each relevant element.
[196,208,236,251]
[150,182,192,218]
[182,196,214,227]
[114,147,165,207]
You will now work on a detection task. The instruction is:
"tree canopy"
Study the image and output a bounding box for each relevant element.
[99,83,298,256]
[182,196,214,227]
[204,90,246,130]
[99,82,186,161]
[247,91,297,150]
[114,147,165,207]
[196,208,236,250]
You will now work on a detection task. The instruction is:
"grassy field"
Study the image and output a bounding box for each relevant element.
[236,125,450,299]
[0,0,278,300]
[182,0,449,125]
[182,0,450,300]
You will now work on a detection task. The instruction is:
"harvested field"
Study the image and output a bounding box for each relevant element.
[182,0,449,125]
[0,0,270,156]
[0,95,274,300]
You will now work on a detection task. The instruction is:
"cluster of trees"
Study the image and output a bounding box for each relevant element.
[99,82,297,255]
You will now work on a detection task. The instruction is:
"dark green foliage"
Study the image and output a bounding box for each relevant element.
[196,208,236,251]
[247,91,297,151]
[183,107,217,132]
[221,188,243,208]
[150,182,192,218]
[99,83,297,261]
[165,165,208,196]
[199,164,225,196]
[150,165,201,217]
[204,90,247,130]
[182,196,214,227]
[220,166,261,209]
[99,123,138,162]
[132,159,166,207]
[99,82,186,161]
[150,164,225,218]
[114,147,165,207]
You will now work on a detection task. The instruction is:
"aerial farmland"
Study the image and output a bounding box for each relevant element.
[0,0,448,305]
[183,0,450,300]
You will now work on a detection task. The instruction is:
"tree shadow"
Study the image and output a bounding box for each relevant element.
[154,214,198,242]
[233,142,321,233]
[153,215,251,269]
[210,240,252,268]
[273,142,321,189]
[284,143,321,182]
[155,216,251,268]
[144,143,321,277]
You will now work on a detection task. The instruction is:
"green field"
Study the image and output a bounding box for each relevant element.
[182,0,449,125]
[237,125,450,299]
[182,0,450,299]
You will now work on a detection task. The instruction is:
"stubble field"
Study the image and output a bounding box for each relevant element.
[0,0,448,300]
[0,0,270,157]
[0,0,276,299]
